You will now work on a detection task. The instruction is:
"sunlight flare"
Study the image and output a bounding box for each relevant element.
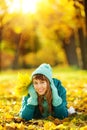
[6,0,41,14]
[22,0,40,14]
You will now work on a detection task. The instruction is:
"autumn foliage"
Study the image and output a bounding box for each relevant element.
[0,67,87,129]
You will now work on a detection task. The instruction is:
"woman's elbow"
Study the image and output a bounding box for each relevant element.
[19,105,35,121]
[53,104,68,119]
[19,111,32,121]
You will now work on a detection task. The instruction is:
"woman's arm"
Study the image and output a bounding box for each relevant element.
[53,91,68,119]
[19,95,36,121]
[19,84,38,121]
[52,78,68,119]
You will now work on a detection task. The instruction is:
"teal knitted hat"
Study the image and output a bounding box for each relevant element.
[32,63,52,82]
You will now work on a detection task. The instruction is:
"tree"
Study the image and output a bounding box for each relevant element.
[62,33,79,66]
[83,0,87,69]
[1,0,87,69]
[74,0,87,69]
[35,0,79,67]
[0,0,9,70]
[84,0,87,31]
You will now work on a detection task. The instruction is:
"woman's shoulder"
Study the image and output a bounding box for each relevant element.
[52,78,66,92]
[52,78,61,85]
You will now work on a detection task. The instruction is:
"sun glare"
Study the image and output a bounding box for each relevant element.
[6,0,41,14]
[22,0,40,14]
[6,0,21,13]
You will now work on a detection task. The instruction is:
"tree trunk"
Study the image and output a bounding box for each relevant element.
[78,28,87,69]
[0,43,1,71]
[84,0,87,32]
[11,33,21,69]
[74,0,87,69]
[63,34,79,66]
[0,27,3,71]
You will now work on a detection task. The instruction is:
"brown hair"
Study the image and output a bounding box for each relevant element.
[32,74,52,114]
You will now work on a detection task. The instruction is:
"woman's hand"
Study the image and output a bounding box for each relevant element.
[50,80,62,106]
[27,84,38,105]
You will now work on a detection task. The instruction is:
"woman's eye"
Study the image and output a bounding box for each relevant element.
[33,82,38,85]
[41,81,45,84]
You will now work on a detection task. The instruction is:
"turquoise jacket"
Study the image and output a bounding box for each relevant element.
[19,78,68,121]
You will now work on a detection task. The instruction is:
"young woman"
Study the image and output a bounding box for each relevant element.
[19,63,68,121]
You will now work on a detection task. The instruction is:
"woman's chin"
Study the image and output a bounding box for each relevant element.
[38,91,45,96]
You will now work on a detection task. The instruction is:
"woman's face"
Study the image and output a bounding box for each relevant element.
[33,79,48,95]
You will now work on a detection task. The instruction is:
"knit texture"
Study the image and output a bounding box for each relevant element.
[27,84,38,105]
[32,63,52,83]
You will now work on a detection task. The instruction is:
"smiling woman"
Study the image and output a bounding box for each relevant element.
[6,0,41,14]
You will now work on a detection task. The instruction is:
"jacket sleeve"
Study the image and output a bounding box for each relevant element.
[52,78,68,119]
[19,95,36,121]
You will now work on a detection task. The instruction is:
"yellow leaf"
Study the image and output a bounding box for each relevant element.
[0,125,3,130]
[55,124,67,129]
[44,121,56,130]
[15,72,31,96]
[80,126,87,130]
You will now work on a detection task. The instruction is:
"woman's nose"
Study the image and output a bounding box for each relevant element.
[37,83,42,88]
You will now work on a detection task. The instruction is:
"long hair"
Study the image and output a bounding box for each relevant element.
[32,74,52,114]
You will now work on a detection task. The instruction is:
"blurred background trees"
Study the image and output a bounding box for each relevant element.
[0,0,87,70]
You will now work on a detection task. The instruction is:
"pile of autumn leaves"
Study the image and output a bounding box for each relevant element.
[0,71,87,130]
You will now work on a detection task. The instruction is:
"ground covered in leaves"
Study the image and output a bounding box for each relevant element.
[0,67,87,130]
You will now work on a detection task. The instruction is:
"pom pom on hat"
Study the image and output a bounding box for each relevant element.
[32,63,52,82]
